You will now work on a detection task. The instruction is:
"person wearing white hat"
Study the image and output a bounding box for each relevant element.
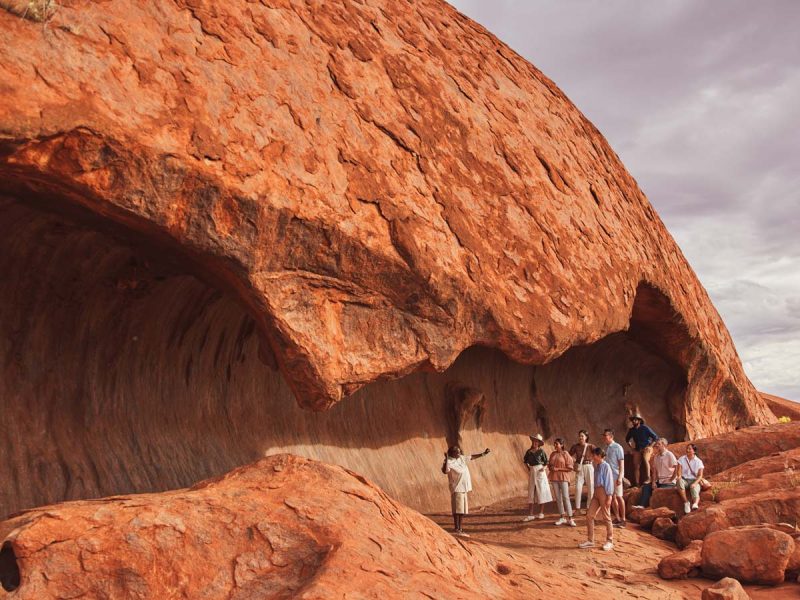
[522,434,552,522]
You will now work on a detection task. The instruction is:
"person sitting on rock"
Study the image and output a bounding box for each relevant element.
[676,443,704,513]
[602,428,626,528]
[579,447,615,551]
[442,445,491,537]
[625,413,658,487]
[548,438,577,527]
[638,438,678,507]
[522,434,552,522]
[569,430,595,514]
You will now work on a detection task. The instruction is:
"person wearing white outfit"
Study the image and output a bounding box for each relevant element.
[522,433,552,521]
[569,430,596,514]
[676,443,705,514]
[442,445,491,537]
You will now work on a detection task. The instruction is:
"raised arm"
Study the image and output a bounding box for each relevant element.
[470,448,491,460]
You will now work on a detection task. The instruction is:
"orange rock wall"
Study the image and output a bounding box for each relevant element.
[0,0,773,516]
[1,198,688,515]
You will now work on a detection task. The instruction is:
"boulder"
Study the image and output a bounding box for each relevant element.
[650,486,687,517]
[677,487,800,547]
[701,578,750,600]
[628,505,646,524]
[658,540,703,580]
[0,455,554,599]
[701,527,795,585]
[652,517,678,542]
[668,422,800,477]
[640,507,677,529]
[761,393,800,422]
[0,0,773,518]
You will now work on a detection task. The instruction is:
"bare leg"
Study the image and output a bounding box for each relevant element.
[616,495,626,522]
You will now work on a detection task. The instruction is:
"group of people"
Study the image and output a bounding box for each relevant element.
[442,413,708,551]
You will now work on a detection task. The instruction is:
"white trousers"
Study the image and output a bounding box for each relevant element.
[575,463,594,510]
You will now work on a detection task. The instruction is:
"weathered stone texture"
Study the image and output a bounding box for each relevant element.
[0,0,772,516]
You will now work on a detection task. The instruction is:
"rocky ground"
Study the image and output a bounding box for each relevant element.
[428,498,796,599]
[2,419,799,598]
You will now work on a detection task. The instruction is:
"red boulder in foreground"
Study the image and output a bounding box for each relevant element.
[701,527,795,586]
[0,455,573,599]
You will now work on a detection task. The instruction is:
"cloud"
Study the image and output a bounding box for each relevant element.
[449,0,800,399]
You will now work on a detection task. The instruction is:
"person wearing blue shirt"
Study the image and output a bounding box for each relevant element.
[625,414,658,487]
[579,447,614,551]
[602,428,626,528]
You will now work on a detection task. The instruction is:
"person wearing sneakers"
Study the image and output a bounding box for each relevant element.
[522,434,552,522]
[676,443,705,514]
[579,447,614,552]
[549,438,577,526]
[570,430,595,514]
[602,428,626,528]
[442,445,491,537]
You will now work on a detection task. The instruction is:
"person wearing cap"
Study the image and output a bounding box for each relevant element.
[625,413,658,487]
[522,434,552,521]
[441,444,491,537]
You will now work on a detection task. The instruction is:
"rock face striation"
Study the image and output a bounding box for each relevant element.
[0,455,565,599]
[0,0,773,516]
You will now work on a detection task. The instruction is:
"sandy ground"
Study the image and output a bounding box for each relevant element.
[427,497,798,599]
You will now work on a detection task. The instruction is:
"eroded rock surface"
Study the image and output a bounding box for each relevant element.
[0,0,771,516]
[0,455,558,599]
[701,527,795,585]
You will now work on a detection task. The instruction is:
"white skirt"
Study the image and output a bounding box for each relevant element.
[528,465,553,504]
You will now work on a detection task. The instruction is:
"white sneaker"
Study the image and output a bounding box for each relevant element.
[522,515,535,522]
[691,501,699,510]
[567,519,577,527]
[579,540,595,549]
[602,541,614,551]
[554,517,566,526]
[537,513,545,519]
[684,501,691,514]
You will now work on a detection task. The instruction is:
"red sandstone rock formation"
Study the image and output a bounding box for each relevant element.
[761,393,800,421]
[0,455,560,599]
[701,578,751,600]
[658,540,703,580]
[701,527,796,585]
[668,421,800,476]
[0,0,772,517]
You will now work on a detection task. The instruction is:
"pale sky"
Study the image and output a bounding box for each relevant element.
[449,0,800,400]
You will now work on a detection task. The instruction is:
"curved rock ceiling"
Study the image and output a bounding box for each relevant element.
[0,0,773,514]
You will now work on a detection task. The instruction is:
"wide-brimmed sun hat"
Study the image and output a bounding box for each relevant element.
[529,433,544,442]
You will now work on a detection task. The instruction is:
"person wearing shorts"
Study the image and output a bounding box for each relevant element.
[602,428,626,528]
[677,443,705,513]
[442,445,490,536]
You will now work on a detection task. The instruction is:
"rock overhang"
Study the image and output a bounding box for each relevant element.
[0,0,775,515]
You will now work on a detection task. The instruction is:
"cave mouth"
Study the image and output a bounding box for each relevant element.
[0,543,20,592]
[0,188,691,515]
